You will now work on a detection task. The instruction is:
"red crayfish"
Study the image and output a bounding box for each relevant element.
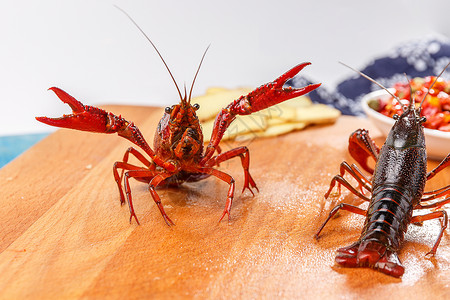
[36,11,320,226]
[315,63,450,277]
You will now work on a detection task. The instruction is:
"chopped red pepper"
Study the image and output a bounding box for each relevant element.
[372,76,450,132]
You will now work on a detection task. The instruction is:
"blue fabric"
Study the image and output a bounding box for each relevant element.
[288,36,450,116]
[0,133,49,168]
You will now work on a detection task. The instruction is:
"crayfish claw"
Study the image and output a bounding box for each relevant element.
[272,62,312,88]
[227,63,321,115]
[201,63,319,164]
[48,87,85,113]
[36,87,155,159]
[36,87,116,133]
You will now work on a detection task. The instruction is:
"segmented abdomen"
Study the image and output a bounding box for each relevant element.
[359,185,414,251]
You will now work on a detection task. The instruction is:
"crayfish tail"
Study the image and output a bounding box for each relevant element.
[335,240,404,278]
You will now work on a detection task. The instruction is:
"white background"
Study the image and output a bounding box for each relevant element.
[1,0,449,136]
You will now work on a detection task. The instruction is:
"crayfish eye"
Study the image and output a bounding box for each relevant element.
[393,114,399,120]
[165,106,172,114]
[419,116,427,123]
[193,103,200,110]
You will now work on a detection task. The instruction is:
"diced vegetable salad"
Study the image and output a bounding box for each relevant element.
[368,76,450,131]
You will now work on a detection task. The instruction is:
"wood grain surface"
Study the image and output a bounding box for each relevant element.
[1,106,449,299]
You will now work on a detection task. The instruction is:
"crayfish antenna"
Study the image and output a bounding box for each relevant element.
[404,73,415,112]
[339,62,404,112]
[115,6,212,107]
[183,83,188,105]
[114,5,184,102]
[188,45,210,104]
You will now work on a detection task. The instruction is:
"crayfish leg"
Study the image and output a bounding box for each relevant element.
[324,175,371,201]
[122,169,175,226]
[195,167,236,222]
[206,146,259,195]
[148,174,175,226]
[114,162,151,206]
[426,152,450,180]
[410,210,448,256]
[315,203,366,239]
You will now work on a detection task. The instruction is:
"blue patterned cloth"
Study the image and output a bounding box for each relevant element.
[288,36,450,116]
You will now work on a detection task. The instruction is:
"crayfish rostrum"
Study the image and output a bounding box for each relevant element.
[36,25,320,225]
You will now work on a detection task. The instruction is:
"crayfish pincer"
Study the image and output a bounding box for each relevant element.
[36,11,320,225]
[315,63,450,278]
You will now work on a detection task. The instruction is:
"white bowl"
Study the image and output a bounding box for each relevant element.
[361,89,450,161]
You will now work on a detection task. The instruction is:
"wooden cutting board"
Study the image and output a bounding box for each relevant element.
[1,106,449,299]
